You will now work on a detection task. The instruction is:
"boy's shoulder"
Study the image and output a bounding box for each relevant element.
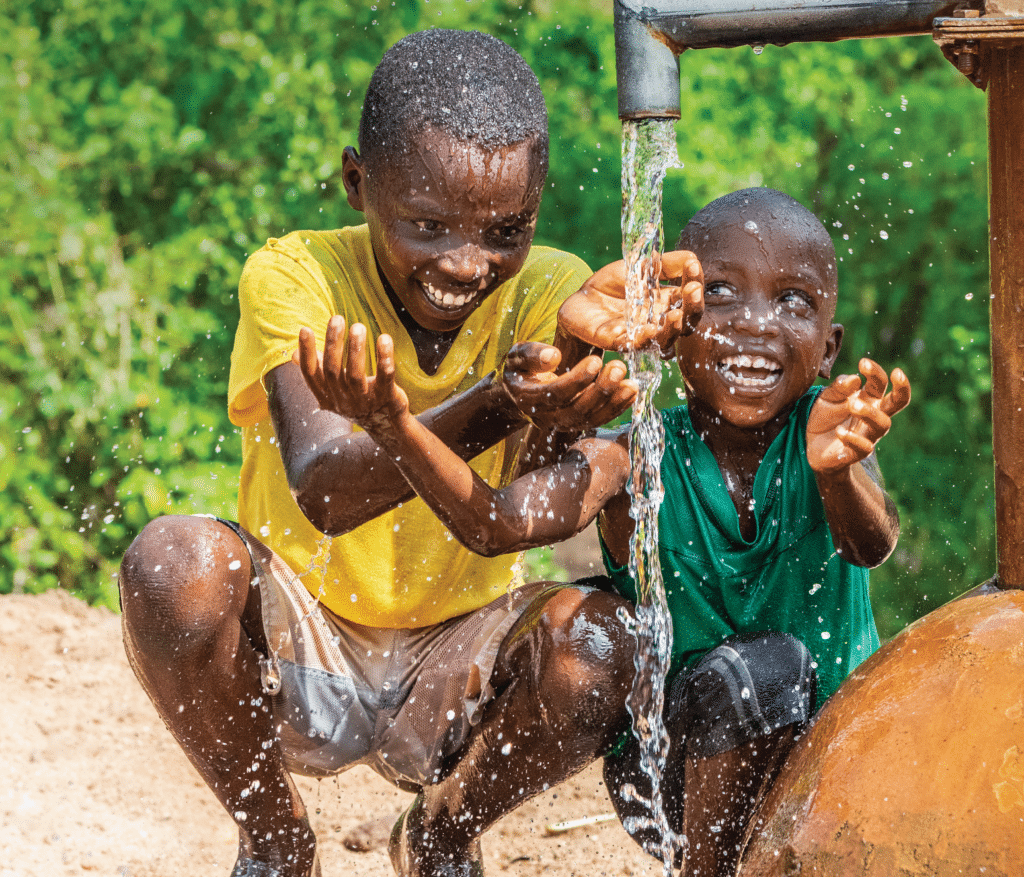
[517,245,591,283]
[245,226,368,264]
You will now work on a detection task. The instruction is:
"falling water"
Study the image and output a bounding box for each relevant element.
[619,117,682,873]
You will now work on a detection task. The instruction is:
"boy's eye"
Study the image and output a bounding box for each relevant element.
[491,223,529,245]
[705,282,736,300]
[413,219,443,232]
[779,289,815,312]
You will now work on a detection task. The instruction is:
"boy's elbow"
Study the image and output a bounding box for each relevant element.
[450,511,533,558]
[837,543,894,569]
[292,486,345,536]
[836,522,900,569]
[289,460,358,536]
[459,523,520,558]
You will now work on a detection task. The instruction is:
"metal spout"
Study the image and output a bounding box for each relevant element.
[615,0,973,119]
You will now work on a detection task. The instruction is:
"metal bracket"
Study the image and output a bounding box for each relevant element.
[934,9,1024,89]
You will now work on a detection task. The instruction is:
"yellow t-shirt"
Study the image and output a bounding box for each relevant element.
[228,225,591,628]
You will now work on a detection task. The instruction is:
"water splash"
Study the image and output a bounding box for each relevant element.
[619,118,682,872]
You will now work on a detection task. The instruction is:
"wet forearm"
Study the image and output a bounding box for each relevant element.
[277,369,527,535]
[816,461,900,568]
[368,412,525,557]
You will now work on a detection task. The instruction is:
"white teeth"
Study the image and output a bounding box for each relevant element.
[720,354,780,371]
[423,282,472,310]
[718,353,782,388]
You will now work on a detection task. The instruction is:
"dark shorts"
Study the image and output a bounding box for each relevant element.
[216,517,582,789]
[608,629,817,759]
[673,631,817,758]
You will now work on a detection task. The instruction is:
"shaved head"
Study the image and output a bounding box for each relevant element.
[678,188,838,315]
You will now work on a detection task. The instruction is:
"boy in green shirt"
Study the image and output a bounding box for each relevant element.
[309,187,911,875]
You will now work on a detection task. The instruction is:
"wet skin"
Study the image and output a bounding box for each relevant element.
[278,131,645,538]
[343,131,544,345]
[120,131,648,876]
[600,196,912,875]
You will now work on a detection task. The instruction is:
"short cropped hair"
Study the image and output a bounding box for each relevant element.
[678,187,838,294]
[359,29,549,174]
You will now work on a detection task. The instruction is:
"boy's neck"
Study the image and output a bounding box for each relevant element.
[376,260,459,376]
[687,397,795,462]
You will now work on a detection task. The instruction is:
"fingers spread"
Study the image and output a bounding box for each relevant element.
[858,358,890,399]
[881,367,912,416]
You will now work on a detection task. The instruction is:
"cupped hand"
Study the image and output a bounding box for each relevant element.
[559,250,704,354]
[501,341,638,432]
[294,316,410,433]
[806,358,911,475]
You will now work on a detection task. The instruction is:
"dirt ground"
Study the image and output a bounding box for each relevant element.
[2,548,657,877]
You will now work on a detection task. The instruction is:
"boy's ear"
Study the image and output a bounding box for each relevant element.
[342,146,366,212]
[818,323,844,380]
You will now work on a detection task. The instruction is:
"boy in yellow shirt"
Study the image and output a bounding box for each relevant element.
[119,28,700,877]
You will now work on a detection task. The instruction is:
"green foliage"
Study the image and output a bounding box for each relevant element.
[2,1,993,638]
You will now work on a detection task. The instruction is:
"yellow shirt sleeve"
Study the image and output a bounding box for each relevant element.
[228,235,337,426]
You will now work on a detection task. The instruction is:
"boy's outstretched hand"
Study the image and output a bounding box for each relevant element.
[501,342,638,432]
[558,250,704,356]
[807,358,911,476]
[294,316,409,436]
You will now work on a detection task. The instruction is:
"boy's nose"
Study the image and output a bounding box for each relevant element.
[732,297,780,337]
[437,242,491,285]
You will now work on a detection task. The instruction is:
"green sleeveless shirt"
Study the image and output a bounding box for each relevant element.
[601,388,880,708]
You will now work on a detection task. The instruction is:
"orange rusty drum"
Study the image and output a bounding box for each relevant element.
[739,589,1024,876]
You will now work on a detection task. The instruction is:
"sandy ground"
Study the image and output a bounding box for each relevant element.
[2,547,657,877]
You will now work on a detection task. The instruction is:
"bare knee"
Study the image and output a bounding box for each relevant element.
[525,587,635,731]
[120,515,253,663]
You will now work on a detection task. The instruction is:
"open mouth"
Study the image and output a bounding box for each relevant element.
[420,280,479,311]
[717,353,783,389]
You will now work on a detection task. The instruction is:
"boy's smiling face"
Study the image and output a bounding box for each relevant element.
[675,202,843,431]
[344,127,544,334]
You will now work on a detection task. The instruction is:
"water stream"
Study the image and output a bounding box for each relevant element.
[619,117,682,873]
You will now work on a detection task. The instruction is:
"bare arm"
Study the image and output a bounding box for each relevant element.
[807,358,912,568]
[387,416,631,557]
[298,321,632,555]
[270,326,528,536]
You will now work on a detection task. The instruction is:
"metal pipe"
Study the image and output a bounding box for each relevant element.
[987,43,1024,589]
[615,0,971,119]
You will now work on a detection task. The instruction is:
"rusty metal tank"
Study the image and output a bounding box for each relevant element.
[738,587,1024,875]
